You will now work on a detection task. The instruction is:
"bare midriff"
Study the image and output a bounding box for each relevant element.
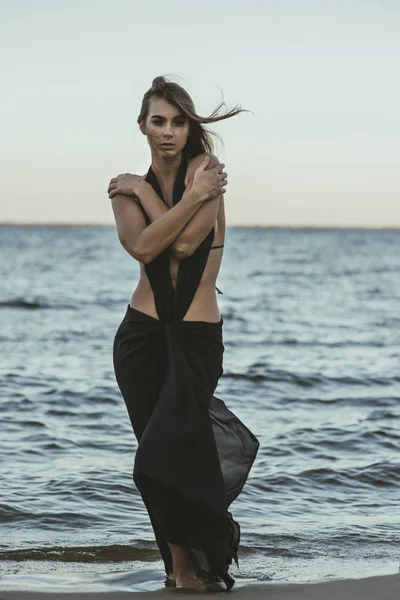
[129,226,224,323]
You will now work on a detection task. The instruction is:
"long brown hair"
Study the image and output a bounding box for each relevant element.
[137,75,251,159]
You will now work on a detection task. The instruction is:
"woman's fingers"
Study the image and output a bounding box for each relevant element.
[108,181,119,195]
[109,186,120,198]
[221,168,228,193]
[108,174,124,187]
[108,177,118,194]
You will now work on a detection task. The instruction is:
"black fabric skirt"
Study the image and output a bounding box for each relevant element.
[113,304,259,590]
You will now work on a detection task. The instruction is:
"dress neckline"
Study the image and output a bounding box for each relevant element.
[146,157,188,207]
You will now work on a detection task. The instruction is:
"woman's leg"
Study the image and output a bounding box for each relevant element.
[167,543,203,589]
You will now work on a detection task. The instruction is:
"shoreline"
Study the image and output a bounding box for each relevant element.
[0,572,399,600]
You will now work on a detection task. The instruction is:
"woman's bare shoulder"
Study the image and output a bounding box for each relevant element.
[187,152,219,167]
[185,153,220,187]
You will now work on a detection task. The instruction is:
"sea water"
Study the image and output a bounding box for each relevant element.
[0,225,399,592]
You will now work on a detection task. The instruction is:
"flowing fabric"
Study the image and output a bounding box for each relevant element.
[113,156,259,590]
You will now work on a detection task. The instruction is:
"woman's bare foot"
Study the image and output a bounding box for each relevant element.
[175,573,204,590]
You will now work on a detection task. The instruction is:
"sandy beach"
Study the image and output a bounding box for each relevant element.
[0,572,399,600]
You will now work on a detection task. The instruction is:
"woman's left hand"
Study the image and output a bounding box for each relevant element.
[108,173,147,199]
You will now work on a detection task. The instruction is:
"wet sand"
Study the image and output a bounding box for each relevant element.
[0,572,399,600]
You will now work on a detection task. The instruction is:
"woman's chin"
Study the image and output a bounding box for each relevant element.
[156,149,181,159]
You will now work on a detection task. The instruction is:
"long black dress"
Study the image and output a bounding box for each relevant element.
[113,156,259,590]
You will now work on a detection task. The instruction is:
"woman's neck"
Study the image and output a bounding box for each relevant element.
[150,152,182,185]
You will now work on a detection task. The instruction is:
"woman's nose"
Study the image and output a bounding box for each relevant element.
[163,122,174,135]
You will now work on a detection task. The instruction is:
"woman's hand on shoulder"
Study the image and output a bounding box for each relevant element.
[188,153,227,202]
[108,173,149,200]
[185,153,220,188]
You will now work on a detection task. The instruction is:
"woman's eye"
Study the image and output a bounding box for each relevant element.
[151,120,186,126]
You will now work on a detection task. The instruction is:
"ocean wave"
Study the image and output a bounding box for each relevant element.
[225,367,400,387]
[0,299,51,309]
[0,543,161,562]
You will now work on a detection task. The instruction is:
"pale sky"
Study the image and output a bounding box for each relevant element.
[1,0,399,227]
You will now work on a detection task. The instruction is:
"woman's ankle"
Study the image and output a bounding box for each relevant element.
[176,568,197,579]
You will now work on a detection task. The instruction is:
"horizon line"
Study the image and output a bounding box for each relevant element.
[0,222,399,230]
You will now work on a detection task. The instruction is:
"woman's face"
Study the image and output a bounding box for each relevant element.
[141,97,190,158]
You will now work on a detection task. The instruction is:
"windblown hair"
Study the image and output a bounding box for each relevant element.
[137,75,251,159]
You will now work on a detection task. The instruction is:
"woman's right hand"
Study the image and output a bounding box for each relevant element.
[192,156,228,202]
[108,173,148,200]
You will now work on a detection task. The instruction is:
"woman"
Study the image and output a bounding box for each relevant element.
[108,76,259,592]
